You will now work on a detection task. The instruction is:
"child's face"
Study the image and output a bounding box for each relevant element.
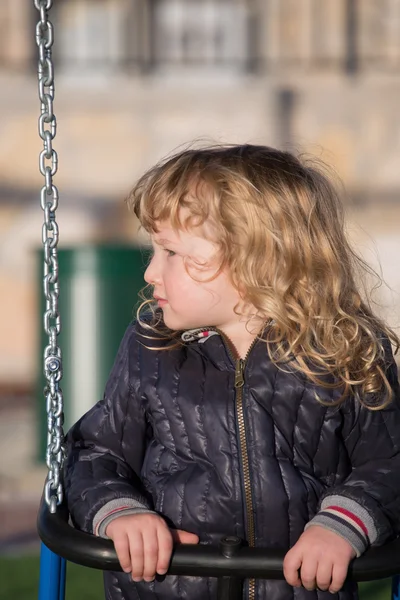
[144,220,244,332]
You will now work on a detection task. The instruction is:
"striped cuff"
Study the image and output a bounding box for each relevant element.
[93,498,155,538]
[305,495,377,557]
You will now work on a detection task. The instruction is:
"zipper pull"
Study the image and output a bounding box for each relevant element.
[235,358,245,388]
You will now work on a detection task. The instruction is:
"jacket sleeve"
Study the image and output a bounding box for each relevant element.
[64,322,155,536]
[306,343,400,556]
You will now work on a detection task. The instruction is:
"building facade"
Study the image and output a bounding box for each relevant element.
[1,0,400,385]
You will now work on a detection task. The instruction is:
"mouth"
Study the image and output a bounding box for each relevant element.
[154,296,168,306]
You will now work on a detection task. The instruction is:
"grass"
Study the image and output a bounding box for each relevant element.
[0,555,394,600]
[0,555,102,600]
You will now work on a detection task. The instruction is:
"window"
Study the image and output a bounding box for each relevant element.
[150,0,253,70]
[0,3,10,67]
[266,0,400,73]
[358,0,400,68]
[310,0,346,67]
[273,0,345,69]
[54,0,139,73]
[53,0,255,75]
[276,0,306,64]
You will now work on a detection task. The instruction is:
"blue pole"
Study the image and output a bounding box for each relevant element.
[59,553,67,600]
[38,542,67,600]
[392,576,400,600]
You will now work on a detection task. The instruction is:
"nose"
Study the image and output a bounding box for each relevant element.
[144,253,160,286]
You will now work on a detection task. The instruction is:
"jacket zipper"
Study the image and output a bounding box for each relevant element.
[234,355,256,600]
[218,330,258,600]
[188,325,260,600]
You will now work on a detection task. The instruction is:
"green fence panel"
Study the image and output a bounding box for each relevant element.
[36,245,149,462]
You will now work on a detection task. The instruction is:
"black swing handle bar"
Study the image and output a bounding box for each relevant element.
[38,497,400,582]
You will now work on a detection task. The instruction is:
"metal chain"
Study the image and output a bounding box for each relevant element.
[34,0,65,514]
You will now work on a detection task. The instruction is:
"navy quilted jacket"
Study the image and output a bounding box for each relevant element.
[65,318,400,600]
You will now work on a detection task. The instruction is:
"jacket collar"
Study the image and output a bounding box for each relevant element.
[181,321,274,345]
[180,322,273,368]
[181,328,220,344]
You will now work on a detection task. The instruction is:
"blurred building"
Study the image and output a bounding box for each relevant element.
[0,0,400,386]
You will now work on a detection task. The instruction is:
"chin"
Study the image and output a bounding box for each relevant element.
[162,312,203,332]
[161,312,183,331]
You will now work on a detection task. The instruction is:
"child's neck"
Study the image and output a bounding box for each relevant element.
[218,319,266,360]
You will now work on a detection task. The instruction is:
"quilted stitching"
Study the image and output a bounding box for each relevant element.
[65,321,400,600]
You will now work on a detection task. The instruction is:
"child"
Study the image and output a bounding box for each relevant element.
[65,144,400,600]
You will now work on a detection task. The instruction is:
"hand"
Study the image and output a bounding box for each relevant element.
[283,525,356,593]
[105,513,199,582]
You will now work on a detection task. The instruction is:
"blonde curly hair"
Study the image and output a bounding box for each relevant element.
[126,144,399,409]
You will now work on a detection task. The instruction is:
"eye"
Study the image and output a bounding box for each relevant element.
[164,249,176,257]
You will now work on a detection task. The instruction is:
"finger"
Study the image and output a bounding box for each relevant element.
[172,529,200,544]
[156,525,173,575]
[129,530,144,581]
[300,557,318,591]
[315,559,333,591]
[329,561,349,594]
[283,550,302,587]
[143,529,159,582]
[112,534,132,574]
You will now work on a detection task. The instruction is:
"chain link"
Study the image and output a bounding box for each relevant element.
[34,0,65,513]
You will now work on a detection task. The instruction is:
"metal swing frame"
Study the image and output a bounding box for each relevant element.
[34,2,400,599]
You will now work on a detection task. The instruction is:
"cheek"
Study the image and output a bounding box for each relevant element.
[164,260,234,307]
[163,263,192,293]
[164,269,209,304]
[166,277,199,301]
